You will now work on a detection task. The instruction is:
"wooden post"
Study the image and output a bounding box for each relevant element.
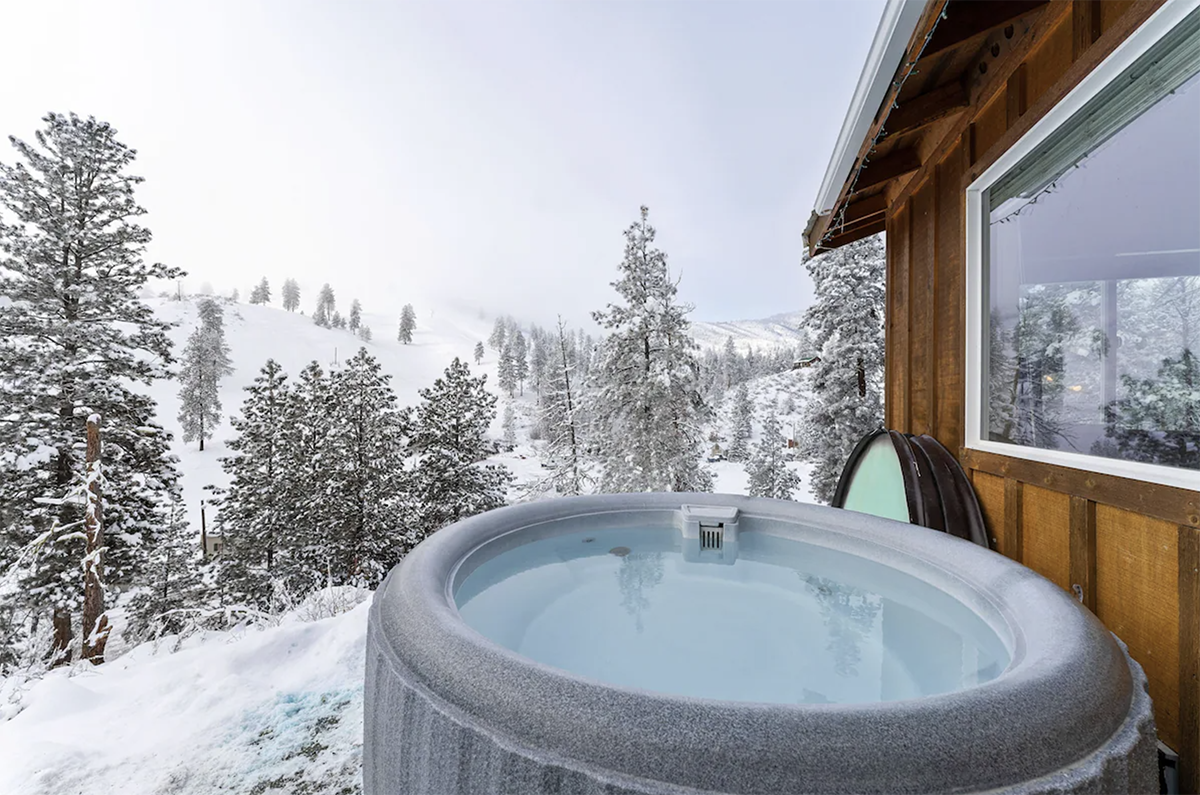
[81,414,110,664]
[200,499,208,558]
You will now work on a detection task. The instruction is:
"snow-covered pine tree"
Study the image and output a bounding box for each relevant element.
[722,336,742,389]
[512,330,529,395]
[282,278,300,312]
[488,318,507,352]
[541,318,589,495]
[322,349,410,584]
[474,341,485,365]
[348,299,362,332]
[313,283,336,327]
[398,303,416,344]
[177,298,234,451]
[800,233,886,503]
[127,497,207,640]
[230,287,240,303]
[589,206,712,493]
[502,403,516,446]
[727,382,754,461]
[0,113,183,663]
[331,311,346,330]
[498,338,518,397]
[210,360,293,609]
[529,329,549,397]
[249,277,271,305]
[409,358,512,543]
[358,325,373,342]
[746,408,803,500]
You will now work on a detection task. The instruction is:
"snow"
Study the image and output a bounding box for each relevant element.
[691,310,808,353]
[0,593,370,795]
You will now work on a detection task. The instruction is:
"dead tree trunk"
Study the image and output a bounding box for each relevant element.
[81,414,110,664]
[50,608,73,667]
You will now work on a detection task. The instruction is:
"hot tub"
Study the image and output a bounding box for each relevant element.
[364,493,1157,794]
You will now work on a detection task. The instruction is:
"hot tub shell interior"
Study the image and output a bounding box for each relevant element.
[364,493,1158,795]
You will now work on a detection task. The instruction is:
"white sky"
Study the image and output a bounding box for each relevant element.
[1,0,884,327]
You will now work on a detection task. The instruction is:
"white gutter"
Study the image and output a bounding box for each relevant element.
[812,0,927,217]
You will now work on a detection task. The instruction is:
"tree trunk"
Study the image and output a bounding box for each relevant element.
[81,415,110,664]
[50,607,73,667]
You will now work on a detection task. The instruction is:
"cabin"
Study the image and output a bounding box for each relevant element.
[792,355,822,370]
[805,1,1199,789]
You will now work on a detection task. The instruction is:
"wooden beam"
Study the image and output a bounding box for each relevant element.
[818,216,886,252]
[1003,477,1024,562]
[961,447,1200,529]
[1179,525,1200,795]
[921,1,1049,61]
[843,193,888,225]
[1068,496,1097,611]
[1071,0,1102,62]
[1006,62,1028,127]
[885,81,969,139]
[856,148,922,192]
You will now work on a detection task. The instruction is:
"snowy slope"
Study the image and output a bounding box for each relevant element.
[691,310,807,353]
[146,296,502,535]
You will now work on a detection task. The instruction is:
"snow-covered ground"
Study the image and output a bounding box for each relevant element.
[691,310,808,353]
[0,295,821,793]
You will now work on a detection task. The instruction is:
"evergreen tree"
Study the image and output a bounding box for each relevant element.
[358,325,373,343]
[488,318,507,352]
[281,278,300,312]
[800,234,886,503]
[589,206,712,493]
[230,287,240,303]
[746,409,803,500]
[502,403,517,446]
[211,360,292,609]
[727,382,754,462]
[331,311,346,330]
[398,303,416,344]
[249,277,271,305]
[177,298,234,451]
[410,359,512,543]
[541,318,589,495]
[512,330,529,395]
[348,299,362,332]
[1095,349,1199,468]
[313,283,336,327]
[498,338,518,397]
[474,341,485,365]
[127,497,206,639]
[322,349,410,584]
[0,113,183,662]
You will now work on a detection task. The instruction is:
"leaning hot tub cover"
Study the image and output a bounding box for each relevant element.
[364,493,1158,795]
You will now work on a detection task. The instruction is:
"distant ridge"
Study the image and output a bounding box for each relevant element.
[691,310,807,353]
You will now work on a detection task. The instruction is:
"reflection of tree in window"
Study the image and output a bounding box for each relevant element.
[1094,348,1199,469]
[616,552,664,633]
[802,574,881,677]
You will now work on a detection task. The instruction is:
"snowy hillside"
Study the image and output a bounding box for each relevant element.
[691,310,808,353]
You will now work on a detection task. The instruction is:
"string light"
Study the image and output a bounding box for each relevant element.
[820,1,952,248]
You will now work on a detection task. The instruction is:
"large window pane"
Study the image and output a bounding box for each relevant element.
[983,13,1200,472]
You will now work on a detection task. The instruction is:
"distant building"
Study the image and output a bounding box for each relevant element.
[792,356,821,370]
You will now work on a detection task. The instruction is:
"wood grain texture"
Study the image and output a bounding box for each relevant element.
[933,141,965,457]
[1068,496,1097,611]
[908,179,937,437]
[1025,10,1073,109]
[1021,484,1071,592]
[1004,476,1025,563]
[1095,505,1181,750]
[1071,0,1102,62]
[961,448,1200,528]
[886,206,912,433]
[1179,525,1200,795]
[971,471,1007,553]
[1006,62,1028,127]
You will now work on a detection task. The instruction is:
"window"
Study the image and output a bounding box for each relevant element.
[967,1,1200,490]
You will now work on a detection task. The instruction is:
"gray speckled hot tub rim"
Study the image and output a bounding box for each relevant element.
[364,493,1157,795]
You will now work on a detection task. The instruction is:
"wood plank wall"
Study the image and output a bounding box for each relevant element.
[882,1,1199,789]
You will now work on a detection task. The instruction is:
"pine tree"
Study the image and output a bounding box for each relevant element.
[313,283,336,327]
[177,298,234,452]
[410,359,512,542]
[127,497,206,639]
[488,318,507,352]
[498,338,518,397]
[0,113,183,662]
[282,278,301,312]
[541,318,589,495]
[589,206,712,493]
[211,360,292,609]
[348,299,362,332]
[230,287,240,303]
[249,277,271,305]
[321,349,410,584]
[358,325,373,342]
[800,234,886,503]
[502,403,517,446]
[398,303,416,344]
[331,311,346,330]
[727,382,754,462]
[512,330,529,395]
[746,408,803,500]
[474,341,485,365]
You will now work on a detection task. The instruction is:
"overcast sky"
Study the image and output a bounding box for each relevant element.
[1,0,883,327]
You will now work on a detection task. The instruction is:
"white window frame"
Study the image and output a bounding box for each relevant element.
[965,0,1200,493]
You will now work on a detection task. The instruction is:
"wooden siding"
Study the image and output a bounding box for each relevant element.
[882,1,1199,789]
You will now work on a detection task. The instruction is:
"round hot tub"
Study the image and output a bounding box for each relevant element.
[364,494,1157,794]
